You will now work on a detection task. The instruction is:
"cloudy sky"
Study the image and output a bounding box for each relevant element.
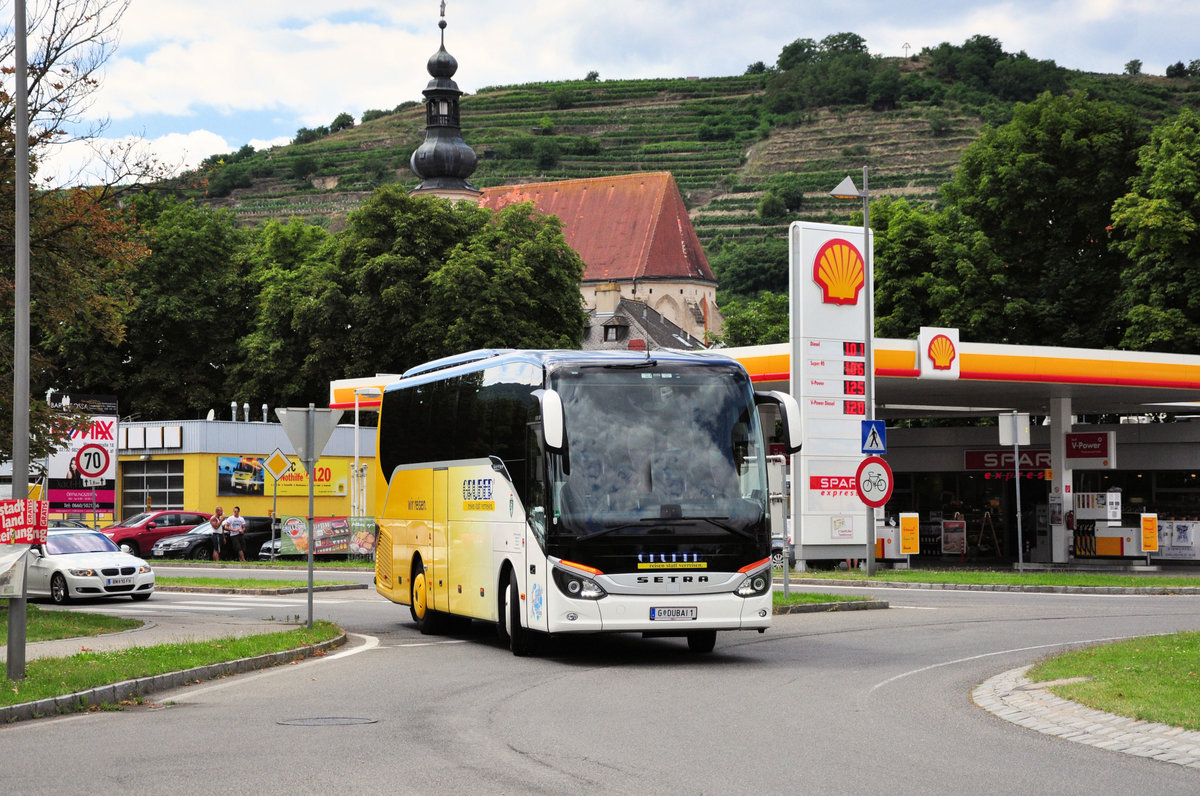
[35,0,1200,185]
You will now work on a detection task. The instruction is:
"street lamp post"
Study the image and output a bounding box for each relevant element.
[830,166,876,576]
[352,387,382,517]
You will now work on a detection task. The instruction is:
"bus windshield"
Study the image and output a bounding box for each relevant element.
[548,362,768,547]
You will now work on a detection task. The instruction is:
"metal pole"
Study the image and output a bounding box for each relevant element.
[862,166,876,577]
[270,474,279,560]
[1013,411,1025,572]
[306,403,315,629]
[352,393,360,518]
[7,0,31,681]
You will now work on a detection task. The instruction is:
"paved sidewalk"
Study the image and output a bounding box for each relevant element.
[974,665,1200,770]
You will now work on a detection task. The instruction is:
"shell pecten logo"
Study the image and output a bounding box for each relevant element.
[927,333,957,370]
[812,238,865,305]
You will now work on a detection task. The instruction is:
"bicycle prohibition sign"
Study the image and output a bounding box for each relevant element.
[855,455,894,508]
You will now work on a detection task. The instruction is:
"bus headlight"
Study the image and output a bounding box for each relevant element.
[552,566,607,600]
[736,568,772,598]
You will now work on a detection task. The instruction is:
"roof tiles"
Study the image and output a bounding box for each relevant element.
[479,172,715,284]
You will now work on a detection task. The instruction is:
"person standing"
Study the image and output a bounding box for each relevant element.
[222,505,247,562]
[208,515,223,562]
[211,506,225,562]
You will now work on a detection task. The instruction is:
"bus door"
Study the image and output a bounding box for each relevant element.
[432,467,449,613]
[523,424,550,633]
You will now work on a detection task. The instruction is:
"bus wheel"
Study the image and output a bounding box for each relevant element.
[410,563,439,635]
[506,571,535,657]
[687,630,716,653]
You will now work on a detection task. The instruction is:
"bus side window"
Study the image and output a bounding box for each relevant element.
[526,424,547,547]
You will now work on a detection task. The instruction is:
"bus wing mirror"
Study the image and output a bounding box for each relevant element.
[533,389,565,452]
[755,390,802,455]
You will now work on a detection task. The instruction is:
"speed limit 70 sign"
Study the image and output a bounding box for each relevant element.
[75,443,111,479]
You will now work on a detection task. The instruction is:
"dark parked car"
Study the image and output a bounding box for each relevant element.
[101,510,211,557]
[151,516,276,560]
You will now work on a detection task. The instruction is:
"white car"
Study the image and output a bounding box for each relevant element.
[27,529,155,604]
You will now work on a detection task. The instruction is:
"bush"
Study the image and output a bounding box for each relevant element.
[361,108,390,123]
[291,156,318,181]
[758,191,788,220]
[927,109,952,137]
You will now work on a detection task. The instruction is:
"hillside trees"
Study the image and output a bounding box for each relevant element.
[1111,108,1200,351]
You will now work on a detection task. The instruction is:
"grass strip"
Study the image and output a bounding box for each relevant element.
[155,576,355,590]
[1027,631,1200,731]
[0,621,341,708]
[774,591,870,605]
[0,604,141,642]
[795,569,1200,589]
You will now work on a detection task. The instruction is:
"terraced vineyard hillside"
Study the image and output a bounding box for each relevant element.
[192,72,981,249]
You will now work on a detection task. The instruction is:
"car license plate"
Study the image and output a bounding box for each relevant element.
[106,576,133,586]
[650,606,697,621]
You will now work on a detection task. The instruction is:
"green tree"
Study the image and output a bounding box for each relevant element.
[58,195,245,419]
[709,239,788,298]
[2,0,166,459]
[1111,108,1200,351]
[330,112,355,132]
[232,218,340,408]
[717,292,788,346]
[940,91,1143,346]
[420,202,586,355]
[1125,59,1143,76]
[321,188,584,379]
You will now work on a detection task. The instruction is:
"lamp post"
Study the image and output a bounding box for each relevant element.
[830,166,876,576]
[352,387,382,517]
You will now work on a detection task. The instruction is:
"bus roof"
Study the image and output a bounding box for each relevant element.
[328,348,746,409]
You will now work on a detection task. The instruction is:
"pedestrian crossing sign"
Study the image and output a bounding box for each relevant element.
[862,420,886,454]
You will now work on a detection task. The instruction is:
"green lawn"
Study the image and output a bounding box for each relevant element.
[0,621,342,710]
[1027,632,1200,731]
[0,604,141,642]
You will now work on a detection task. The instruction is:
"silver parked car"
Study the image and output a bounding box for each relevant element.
[26,529,155,604]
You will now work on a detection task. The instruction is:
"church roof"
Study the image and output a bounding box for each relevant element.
[478,172,716,284]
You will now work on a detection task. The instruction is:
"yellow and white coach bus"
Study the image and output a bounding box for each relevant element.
[369,348,800,655]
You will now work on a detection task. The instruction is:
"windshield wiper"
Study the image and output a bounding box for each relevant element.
[694,516,756,541]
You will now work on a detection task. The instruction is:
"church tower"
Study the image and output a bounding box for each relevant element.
[409,4,480,202]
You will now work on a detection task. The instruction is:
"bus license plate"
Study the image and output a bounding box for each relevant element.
[650,607,697,621]
[106,576,133,586]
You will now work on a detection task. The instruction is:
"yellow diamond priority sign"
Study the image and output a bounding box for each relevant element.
[263,448,293,481]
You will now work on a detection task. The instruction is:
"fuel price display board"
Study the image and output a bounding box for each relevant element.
[789,221,875,553]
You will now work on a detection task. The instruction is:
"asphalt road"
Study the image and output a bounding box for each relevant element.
[4,578,1200,794]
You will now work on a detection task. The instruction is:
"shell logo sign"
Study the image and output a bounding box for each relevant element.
[927,333,957,370]
[918,326,960,380]
[812,238,865,306]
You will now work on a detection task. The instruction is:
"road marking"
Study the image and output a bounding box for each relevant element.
[391,639,467,648]
[868,634,1138,695]
[166,633,380,701]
